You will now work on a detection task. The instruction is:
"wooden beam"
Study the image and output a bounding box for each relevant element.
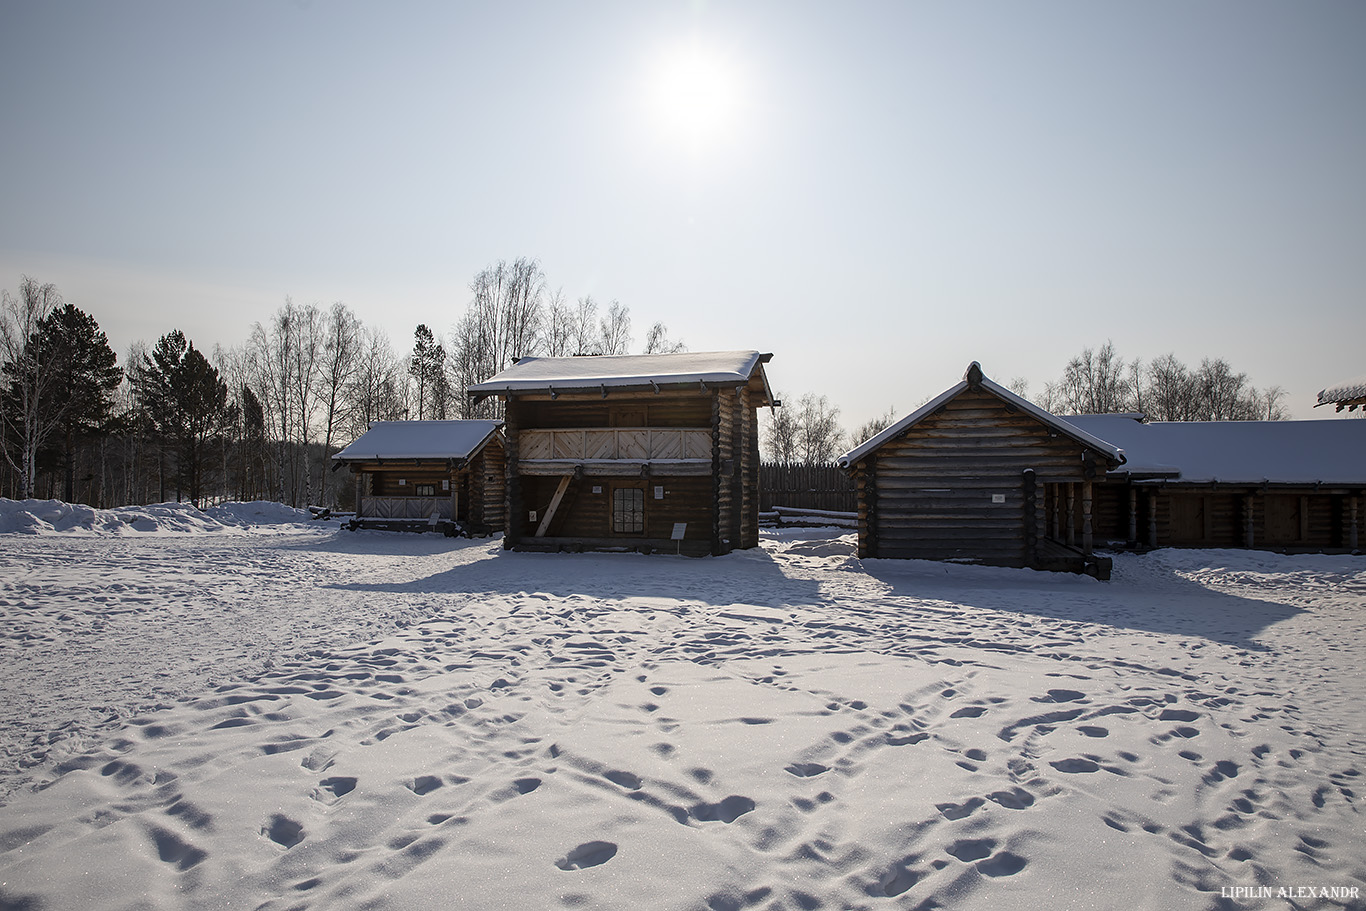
[1066,483,1076,547]
[1147,490,1158,547]
[1127,486,1138,547]
[535,475,573,537]
[1081,480,1093,556]
[1351,496,1359,551]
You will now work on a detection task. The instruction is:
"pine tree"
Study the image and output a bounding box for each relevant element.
[136,331,229,506]
[34,304,123,502]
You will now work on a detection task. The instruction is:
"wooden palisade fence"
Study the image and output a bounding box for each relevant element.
[760,462,857,513]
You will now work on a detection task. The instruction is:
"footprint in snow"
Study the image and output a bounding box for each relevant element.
[1050,757,1101,773]
[407,775,443,796]
[690,795,756,823]
[978,851,1028,877]
[946,838,996,862]
[262,814,305,849]
[986,787,1034,809]
[555,841,618,871]
[1037,689,1086,703]
[936,797,985,820]
[605,770,641,790]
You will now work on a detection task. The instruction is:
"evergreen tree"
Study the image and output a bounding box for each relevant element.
[136,331,229,506]
[409,324,445,420]
[34,304,123,502]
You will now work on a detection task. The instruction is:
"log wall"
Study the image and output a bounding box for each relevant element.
[501,387,765,556]
[855,389,1097,566]
[1104,484,1357,551]
[516,474,714,549]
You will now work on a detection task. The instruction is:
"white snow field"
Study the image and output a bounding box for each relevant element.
[1,500,1363,911]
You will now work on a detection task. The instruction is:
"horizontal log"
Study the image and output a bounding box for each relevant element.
[876,523,1030,537]
[517,459,713,477]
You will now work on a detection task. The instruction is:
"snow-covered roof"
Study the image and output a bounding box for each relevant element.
[1061,414,1366,485]
[467,351,772,400]
[332,420,502,462]
[1316,377,1366,408]
[839,362,1125,469]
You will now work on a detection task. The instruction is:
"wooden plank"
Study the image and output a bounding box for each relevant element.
[535,475,573,537]
[585,430,616,459]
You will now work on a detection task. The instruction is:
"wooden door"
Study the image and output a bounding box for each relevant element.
[1170,496,1205,544]
[1264,496,1301,544]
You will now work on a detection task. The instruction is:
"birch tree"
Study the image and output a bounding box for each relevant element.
[643,321,686,354]
[599,300,632,355]
[0,277,66,498]
[317,302,361,504]
[452,258,546,417]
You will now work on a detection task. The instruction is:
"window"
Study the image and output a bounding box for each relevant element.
[415,484,436,497]
[612,487,645,534]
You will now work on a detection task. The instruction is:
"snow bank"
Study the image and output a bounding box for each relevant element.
[205,500,315,527]
[0,498,315,536]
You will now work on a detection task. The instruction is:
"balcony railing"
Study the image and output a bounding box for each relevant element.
[520,427,712,461]
[360,497,453,521]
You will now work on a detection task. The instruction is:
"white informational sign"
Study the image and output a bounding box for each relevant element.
[593,486,603,494]
[991,494,1005,504]
[442,479,450,491]
[398,478,406,486]
[671,523,687,540]
[655,486,665,500]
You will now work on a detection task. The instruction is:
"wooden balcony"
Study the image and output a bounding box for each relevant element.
[359,497,453,521]
[518,427,713,476]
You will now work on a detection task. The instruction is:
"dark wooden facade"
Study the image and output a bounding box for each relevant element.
[470,352,773,556]
[1064,414,1365,555]
[1086,482,1360,553]
[333,422,505,535]
[839,363,1124,577]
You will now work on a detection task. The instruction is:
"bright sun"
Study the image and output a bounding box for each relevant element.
[646,43,744,151]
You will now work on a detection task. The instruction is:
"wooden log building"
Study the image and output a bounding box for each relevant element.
[1062,413,1366,553]
[332,420,505,535]
[467,351,775,556]
[838,362,1126,578]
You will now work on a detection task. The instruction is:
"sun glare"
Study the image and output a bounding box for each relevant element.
[646,43,744,152]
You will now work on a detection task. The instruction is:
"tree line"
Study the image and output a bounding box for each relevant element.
[2,268,1298,507]
[0,260,684,508]
[761,341,1290,466]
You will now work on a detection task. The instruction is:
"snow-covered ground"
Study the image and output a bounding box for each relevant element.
[1,500,1363,910]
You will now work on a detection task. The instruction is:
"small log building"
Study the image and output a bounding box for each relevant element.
[468,351,775,556]
[1063,413,1365,553]
[838,363,1126,578]
[332,420,505,534]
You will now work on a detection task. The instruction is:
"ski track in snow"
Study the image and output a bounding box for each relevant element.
[0,525,1363,911]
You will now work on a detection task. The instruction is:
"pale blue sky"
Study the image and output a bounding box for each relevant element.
[2,1,1362,426]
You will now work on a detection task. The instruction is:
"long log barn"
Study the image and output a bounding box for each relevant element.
[1062,413,1366,553]
[467,351,775,556]
[838,362,1126,578]
[332,420,505,535]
